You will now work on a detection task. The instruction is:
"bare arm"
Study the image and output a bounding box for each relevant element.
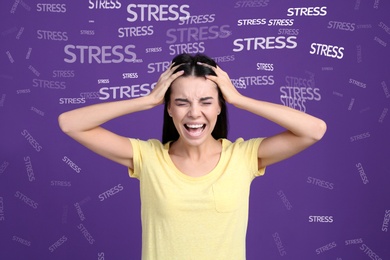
[58,96,156,168]
[203,63,327,169]
[58,65,184,169]
[231,96,327,168]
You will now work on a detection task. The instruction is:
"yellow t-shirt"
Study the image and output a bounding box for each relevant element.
[129,138,265,260]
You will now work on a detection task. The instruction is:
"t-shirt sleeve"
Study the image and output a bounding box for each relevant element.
[128,138,142,179]
[235,138,266,178]
[128,138,163,179]
[249,138,266,177]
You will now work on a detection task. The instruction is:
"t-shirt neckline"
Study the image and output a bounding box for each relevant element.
[163,139,227,181]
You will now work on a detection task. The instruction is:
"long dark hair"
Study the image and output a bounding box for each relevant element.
[162,53,228,144]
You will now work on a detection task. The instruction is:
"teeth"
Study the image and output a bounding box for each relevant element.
[186,124,203,128]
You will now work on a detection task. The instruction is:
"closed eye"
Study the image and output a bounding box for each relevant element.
[200,97,214,105]
[174,98,190,106]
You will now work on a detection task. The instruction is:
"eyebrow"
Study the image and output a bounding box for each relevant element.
[174,98,190,103]
[174,97,214,102]
[199,97,214,102]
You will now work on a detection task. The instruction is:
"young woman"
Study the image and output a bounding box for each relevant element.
[58,53,326,259]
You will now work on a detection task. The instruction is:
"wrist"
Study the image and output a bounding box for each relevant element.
[229,93,248,108]
[140,94,162,109]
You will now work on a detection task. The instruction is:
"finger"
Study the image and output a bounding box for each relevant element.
[204,74,218,85]
[166,63,185,77]
[160,63,182,79]
[169,62,179,69]
[162,64,185,81]
[170,63,184,71]
[171,61,189,69]
[196,61,216,69]
[170,69,184,81]
[197,62,223,76]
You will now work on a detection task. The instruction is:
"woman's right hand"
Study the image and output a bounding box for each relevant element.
[149,63,184,105]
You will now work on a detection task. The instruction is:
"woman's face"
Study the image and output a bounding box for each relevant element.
[168,76,221,146]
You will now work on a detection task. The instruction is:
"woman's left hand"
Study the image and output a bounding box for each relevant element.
[198,62,242,104]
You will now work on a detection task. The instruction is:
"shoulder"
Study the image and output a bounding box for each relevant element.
[129,138,165,152]
[223,137,265,151]
[221,138,266,177]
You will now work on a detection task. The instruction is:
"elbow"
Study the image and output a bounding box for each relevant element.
[58,112,72,134]
[312,119,327,142]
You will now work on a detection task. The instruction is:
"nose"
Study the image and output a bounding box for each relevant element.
[188,104,201,118]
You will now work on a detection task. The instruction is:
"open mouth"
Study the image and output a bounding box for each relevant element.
[184,124,206,136]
